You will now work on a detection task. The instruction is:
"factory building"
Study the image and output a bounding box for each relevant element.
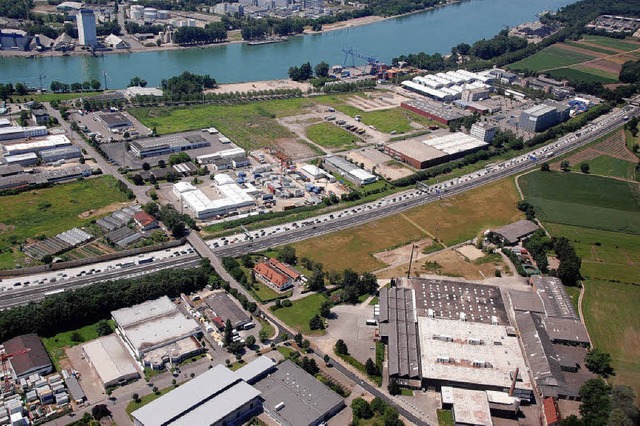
[301,164,329,180]
[2,334,53,380]
[400,99,465,124]
[82,335,140,389]
[384,133,488,169]
[130,134,210,158]
[0,125,47,141]
[4,153,39,167]
[76,9,97,47]
[322,155,376,186]
[205,292,251,330]
[518,102,571,133]
[112,296,202,368]
[94,112,132,130]
[3,134,72,157]
[470,122,497,143]
[173,181,255,219]
[131,364,264,426]
[196,147,247,164]
[39,145,82,164]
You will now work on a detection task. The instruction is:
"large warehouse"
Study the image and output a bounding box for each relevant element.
[2,334,53,379]
[130,134,210,158]
[322,155,376,186]
[2,134,72,156]
[112,296,202,367]
[82,335,140,389]
[384,132,489,169]
[173,181,255,219]
[0,125,47,141]
[400,99,466,124]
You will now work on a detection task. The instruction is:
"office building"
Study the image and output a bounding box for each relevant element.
[518,102,571,133]
[76,9,97,47]
[470,122,497,143]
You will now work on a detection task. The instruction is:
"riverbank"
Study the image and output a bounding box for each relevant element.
[0,0,463,59]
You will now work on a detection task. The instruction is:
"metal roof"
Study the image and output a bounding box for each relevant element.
[492,220,540,245]
[82,335,139,386]
[2,334,51,378]
[379,287,420,379]
[508,290,545,314]
[530,275,579,320]
[235,356,276,384]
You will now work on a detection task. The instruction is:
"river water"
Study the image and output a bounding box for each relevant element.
[0,0,575,88]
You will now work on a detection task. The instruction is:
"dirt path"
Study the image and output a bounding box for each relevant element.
[590,246,601,262]
[400,213,436,239]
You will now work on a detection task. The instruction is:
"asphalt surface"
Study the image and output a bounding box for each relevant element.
[0,254,200,309]
[211,105,637,258]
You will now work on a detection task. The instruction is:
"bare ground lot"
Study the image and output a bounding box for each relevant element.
[346,149,414,180]
[373,237,436,265]
[344,93,402,111]
[272,137,321,159]
[206,79,312,94]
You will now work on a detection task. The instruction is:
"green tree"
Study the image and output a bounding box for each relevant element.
[585,349,614,378]
[281,333,289,342]
[259,328,269,343]
[365,357,379,376]
[315,61,329,78]
[580,162,590,174]
[90,79,101,91]
[245,335,256,347]
[132,174,144,186]
[132,393,139,402]
[540,162,550,172]
[224,319,233,346]
[559,415,583,426]
[309,314,324,330]
[70,331,83,343]
[294,333,303,346]
[371,397,387,414]
[95,319,112,336]
[278,245,297,265]
[560,160,570,171]
[388,379,401,396]
[351,397,373,419]
[92,404,111,420]
[319,301,331,318]
[579,377,612,426]
[334,339,348,355]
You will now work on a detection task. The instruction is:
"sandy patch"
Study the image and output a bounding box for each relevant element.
[208,79,312,95]
[456,244,485,261]
[272,138,319,160]
[373,237,435,265]
[78,202,133,219]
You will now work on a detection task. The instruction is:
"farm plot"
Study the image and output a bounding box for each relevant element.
[519,171,640,234]
[305,122,361,150]
[508,45,596,72]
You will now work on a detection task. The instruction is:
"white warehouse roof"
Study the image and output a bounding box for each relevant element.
[82,335,139,388]
[214,173,235,185]
[423,133,488,155]
[173,181,196,193]
[3,134,71,156]
[301,164,326,178]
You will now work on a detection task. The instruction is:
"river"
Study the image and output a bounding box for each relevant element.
[0,0,575,88]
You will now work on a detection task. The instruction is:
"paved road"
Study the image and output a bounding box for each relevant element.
[210,104,637,258]
[0,255,200,309]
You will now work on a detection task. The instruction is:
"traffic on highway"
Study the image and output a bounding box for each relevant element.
[207,104,637,258]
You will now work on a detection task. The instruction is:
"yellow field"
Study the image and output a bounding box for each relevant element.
[292,178,522,273]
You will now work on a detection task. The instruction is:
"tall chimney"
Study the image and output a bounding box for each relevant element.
[509,367,520,396]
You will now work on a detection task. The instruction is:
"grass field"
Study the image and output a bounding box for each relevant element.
[437,409,455,426]
[519,171,640,234]
[42,320,115,370]
[293,178,522,272]
[564,286,581,318]
[126,386,175,414]
[332,105,443,134]
[0,176,130,269]
[547,67,618,84]
[587,155,637,180]
[583,280,640,396]
[305,122,360,150]
[272,293,328,334]
[509,45,595,72]
[30,92,98,103]
[582,35,640,52]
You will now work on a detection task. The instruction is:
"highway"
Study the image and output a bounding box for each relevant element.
[0,253,200,309]
[209,104,637,258]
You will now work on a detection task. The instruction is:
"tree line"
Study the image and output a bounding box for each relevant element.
[50,79,101,93]
[0,265,211,342]
[174,23,227,45]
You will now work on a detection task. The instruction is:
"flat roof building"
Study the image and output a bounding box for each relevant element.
[518,102,570,133]
[39,145,82,164]
[0,125,47,141]
[385,133,488,170]
[95,112,132,129]
[176,182,255,219]
[470,122,497,143]
[124,86,163,98]
[82,335,140,389]
[4,153,39,167]
[131,364,262,426]
[400,99,466,124]
[441,387,493,426]
[323,155,376,186]
[3,134,71,156]
[130,134,210,158]
[418,317,533,400]
[252,360,345,426]
[112,296,201,361]
[529,275,579,320]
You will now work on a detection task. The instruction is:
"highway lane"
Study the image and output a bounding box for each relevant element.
[212,105,636,258]
[0,255,200,309]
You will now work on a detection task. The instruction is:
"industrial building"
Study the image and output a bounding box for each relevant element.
[2,334,53,380]
[104,34,129,49]
[401,70,493,102]
[205,292,251,330]
[112,296,202,367]
[384,133,488,169]
[322,155,376,186]
[173,181,255,219]
[130,134,210,158]
[253,360,345,426]
[76,9,97,47]
[94,112,132,130]
[131,364,263,426]
[470,122,497,143]
[2,134,71,156]
[490,219,540,245]
[400,99,465,124]
[0,125,47,141]
[124,86,164,98]
[4,153,39,167]
[378,287,421,386]
[196,148,247,165]
[529,275,580,321]
[39,145,82,164]
[441,387,493,426]
[82,335,140,389]
[418,317,533,400]
[301,164,329,180]
[518,102,571,133]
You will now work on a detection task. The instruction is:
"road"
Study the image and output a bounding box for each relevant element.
[208,104,637,258]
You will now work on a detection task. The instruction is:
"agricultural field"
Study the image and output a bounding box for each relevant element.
[587,155,637,180]
[0,176,131,269]
[519,171,640,234]
[272,293,328,335]
[583,279,640,396]
[292,177,522,273]
[508,45,595,72]
[546,67,617,84]
[305,122,360,150]
[581,35,640,52]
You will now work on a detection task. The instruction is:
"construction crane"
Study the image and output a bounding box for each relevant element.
[341,46,380,73]
[1,347,30,393]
